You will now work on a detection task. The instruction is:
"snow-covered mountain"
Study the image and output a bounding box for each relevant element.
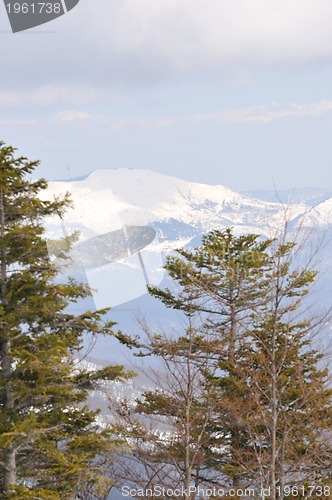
[41,169,332,363]
[243,187,332,207]
[44,168,310,241]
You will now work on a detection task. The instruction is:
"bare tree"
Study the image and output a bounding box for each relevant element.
[110,227,332,500]
[110,306,227,499]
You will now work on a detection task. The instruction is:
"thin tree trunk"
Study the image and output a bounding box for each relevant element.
[229,303,236,363]
[278,431,286,500]
[270,264,281,500]
[230,302,241,490]
[3,445,16,491]
[184,397,192,499]
[270,325,277,500]
[0,188,17,491]
[184,327,193,499]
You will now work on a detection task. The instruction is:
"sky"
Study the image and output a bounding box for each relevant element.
[1,0,332,191]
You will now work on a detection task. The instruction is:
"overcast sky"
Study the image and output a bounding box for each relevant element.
[1,0,332,190]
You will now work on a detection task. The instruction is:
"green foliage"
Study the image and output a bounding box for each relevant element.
[121,227,332,494]
[0,141,129,497]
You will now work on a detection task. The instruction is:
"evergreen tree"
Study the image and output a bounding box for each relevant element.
[113,315,222,499]
[114,229,275,496]
[218,240,332,496]
[117,228,332,499]
[0,141,130,498]
[148,229,275,489]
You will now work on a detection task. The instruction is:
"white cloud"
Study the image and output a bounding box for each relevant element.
[0,119,36,126]
[53,100,332,131]
[2,0,332,94]
[0,85,100,110]
[190,100,332,124]
[54,111,136,129]
[80,0,332,69]
[55,110,93,122]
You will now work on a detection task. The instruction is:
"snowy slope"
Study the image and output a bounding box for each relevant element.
[298,198,332,228]
[243,187,332,207]
[40,168,332,310]
[44,168,309,241]
[39,168,332,365]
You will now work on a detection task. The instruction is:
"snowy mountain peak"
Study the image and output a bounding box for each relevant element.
[40,168,332,334]
[46,168,309,237]
[298,197,332,227]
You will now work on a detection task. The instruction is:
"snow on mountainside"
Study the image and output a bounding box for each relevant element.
[40,168,332,365]
[41,168,332,310]
[243,187,332,207]
[44,168,309,242]
[298,198,332,228]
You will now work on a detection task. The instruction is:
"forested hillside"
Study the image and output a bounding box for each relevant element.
[1,142,332,499]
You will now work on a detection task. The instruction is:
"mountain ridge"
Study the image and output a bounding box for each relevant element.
[45,168,312,240]
[40,168,332,364]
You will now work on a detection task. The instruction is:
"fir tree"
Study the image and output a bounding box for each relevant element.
[0,141,130,498]
[221,240,332,496]
[112,315,221,498]
[148,229,275,489]
[114,229,275,495]
[116,228,332,499]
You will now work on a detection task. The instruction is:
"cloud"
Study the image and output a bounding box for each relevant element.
[54,110,137,129]
[55,110,93,122]
[0,85,101,110]
[2,0,332,94]
[190,100,332,124]
[79,0,332,70]
[53,100,332,131]
[0,118,36,126]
